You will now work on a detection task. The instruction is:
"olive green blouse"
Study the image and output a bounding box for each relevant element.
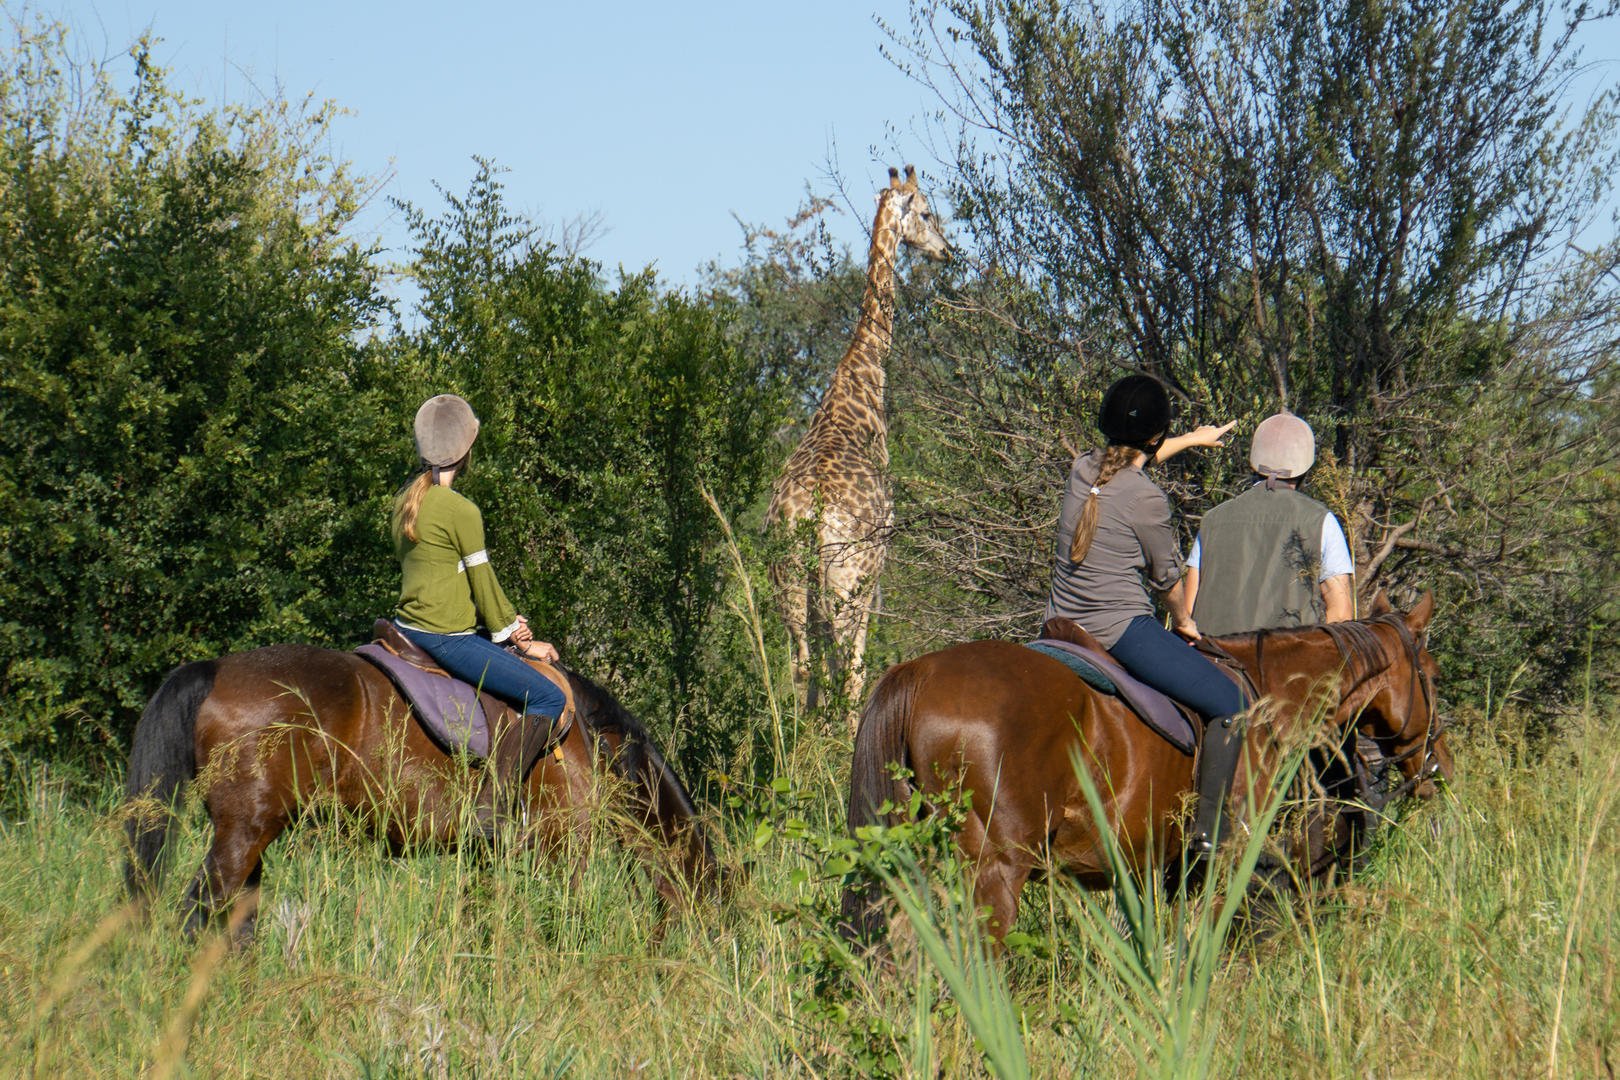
[393,485,520,639]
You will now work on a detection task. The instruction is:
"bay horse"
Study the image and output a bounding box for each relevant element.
[842,592,1452,942]
[123,644,718,938]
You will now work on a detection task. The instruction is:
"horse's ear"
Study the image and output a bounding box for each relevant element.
[1369,589,1394,616]
[1404,590,1436,635]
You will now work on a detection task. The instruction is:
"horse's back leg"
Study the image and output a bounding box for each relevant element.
[974,854,1035,945]
[183,793,290,942]
[956,801,1038,946]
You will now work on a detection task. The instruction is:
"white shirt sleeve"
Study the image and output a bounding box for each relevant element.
[1187,532,1203,570]
[1319,515,1354,581]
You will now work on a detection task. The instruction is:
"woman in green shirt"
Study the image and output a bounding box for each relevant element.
[391,394,565,723]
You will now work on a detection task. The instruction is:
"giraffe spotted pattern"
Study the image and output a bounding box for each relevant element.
[765,166,948,732]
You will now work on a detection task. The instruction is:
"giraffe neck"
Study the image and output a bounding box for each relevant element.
[826,195,903,418]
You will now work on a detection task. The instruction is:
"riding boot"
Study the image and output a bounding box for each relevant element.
[476,713,558,841]
[1190,713,1246,857]
[503,711,559,804]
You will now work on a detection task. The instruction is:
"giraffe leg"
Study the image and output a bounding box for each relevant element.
[781,576,815,712]
[824,553,881,736]
[768,552,818,714]
[839,605,874,738]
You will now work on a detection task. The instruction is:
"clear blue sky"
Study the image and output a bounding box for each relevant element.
[30,0,934,287]
[18,2,1620,290]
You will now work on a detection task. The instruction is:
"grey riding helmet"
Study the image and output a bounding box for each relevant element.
[414,394,480,468]
[1250,412,1315,479]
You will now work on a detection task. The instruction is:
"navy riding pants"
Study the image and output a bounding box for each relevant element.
[395,623,567,719]
[1108,615,1245,723]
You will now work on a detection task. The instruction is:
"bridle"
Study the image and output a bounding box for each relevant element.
[1194,614,1446,885]
[1323,614,1446,801]
[1374,615,1446,799]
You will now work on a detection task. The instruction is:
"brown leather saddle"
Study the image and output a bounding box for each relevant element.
[362,620,577,806]
[1038,617,1255,755]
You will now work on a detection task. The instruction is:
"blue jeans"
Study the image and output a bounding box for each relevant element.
[396,623,567,719]
[1108,615,1245,722]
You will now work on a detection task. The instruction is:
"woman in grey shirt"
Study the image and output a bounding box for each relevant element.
[1045,375,1243,856]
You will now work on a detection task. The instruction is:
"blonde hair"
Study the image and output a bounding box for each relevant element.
[1067,445,1141,566]
[392,471,434,543]
[393,451,471,543]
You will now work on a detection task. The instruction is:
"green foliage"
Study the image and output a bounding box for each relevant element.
[1057,741,1309,1079]
[702,196,868,414]
[391,160,790,776]
[738,767,1030,1080]
[6,695,1615,1075]
[877,0,1620,699]
[874,853,1031,1080]
[0,20,393,755]
[0,26,790,782]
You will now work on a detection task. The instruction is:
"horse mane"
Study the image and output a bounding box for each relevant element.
[561,667,702,820]
[1319,613,1409,687]
[1213,612,1408,689]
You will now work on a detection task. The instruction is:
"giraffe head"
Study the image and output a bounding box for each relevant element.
[881,165,949,260]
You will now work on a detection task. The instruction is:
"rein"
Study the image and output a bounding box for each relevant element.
[1322,614,1445,799]
[1192,635,1262,707]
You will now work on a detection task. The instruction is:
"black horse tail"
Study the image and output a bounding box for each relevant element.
[124,660,215,901]
[840,659,922,946]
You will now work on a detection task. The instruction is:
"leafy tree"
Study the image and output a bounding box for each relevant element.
[878,0,1619,698]
[0,20,393,757]
[704,196,871,415]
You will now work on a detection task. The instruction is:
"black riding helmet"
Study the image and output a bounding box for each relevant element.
[1098,375,1171,449]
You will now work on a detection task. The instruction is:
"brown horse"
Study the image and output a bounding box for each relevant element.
[843,593,1452,941]
[123,644,717,938]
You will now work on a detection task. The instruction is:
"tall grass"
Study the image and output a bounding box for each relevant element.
[0,693,1614,1076]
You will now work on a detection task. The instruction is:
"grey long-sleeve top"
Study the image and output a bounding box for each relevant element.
[1043,449,1185,648]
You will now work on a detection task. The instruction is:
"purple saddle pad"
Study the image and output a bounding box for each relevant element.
[1029,638,1197,755]
[355,643,492,758]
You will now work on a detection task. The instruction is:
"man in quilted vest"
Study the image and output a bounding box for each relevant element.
[1183,413,1354,636]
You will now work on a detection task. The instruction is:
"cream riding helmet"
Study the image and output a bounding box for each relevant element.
[414,394,480,470]
[1250,412,1316,479]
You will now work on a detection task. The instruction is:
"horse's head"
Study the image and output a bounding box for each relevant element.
[565,669,725,902]
[1224,591,1454,843]
[1349,591,1453,797]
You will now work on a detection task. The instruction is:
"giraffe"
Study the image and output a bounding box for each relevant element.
[765,165,949,733]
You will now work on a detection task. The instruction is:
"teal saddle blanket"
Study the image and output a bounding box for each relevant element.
[1024,639,1197,755]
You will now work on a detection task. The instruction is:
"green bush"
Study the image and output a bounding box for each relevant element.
[0,22,393,756]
